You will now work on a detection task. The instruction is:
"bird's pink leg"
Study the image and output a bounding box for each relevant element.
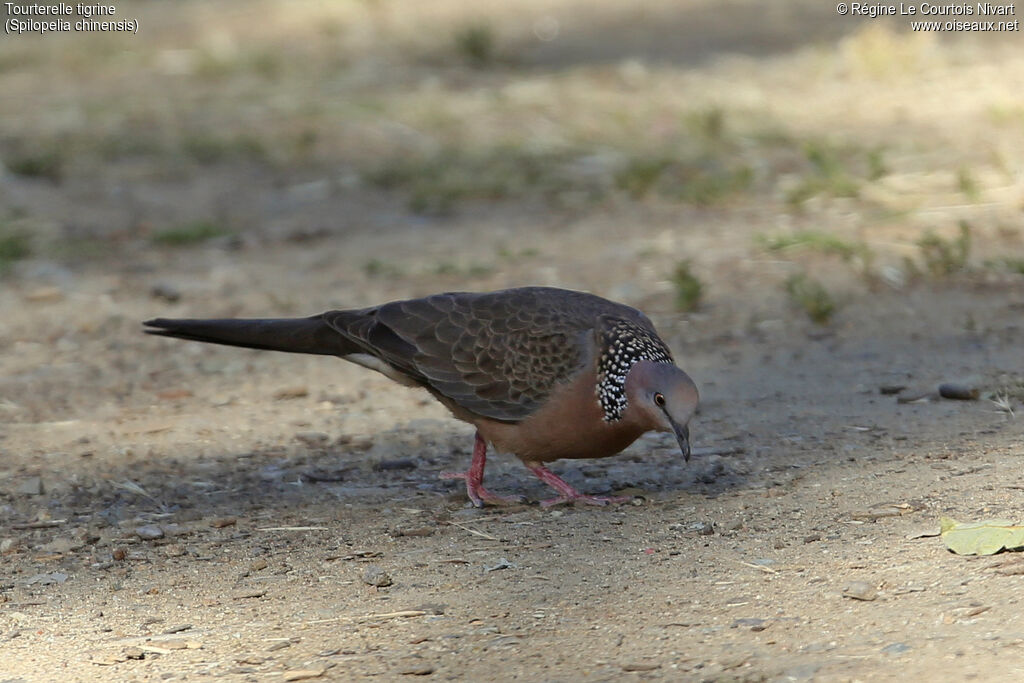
[440,432,525,507]
[523,462,631,508]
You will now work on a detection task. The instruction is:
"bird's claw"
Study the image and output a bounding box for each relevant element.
[440,471,526,507]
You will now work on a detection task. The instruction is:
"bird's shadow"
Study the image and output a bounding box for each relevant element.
[4,423,759,529]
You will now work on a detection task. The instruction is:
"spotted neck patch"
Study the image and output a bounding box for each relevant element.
[595,319,673,422]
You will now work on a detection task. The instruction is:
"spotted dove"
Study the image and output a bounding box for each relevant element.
[144,287,699,507]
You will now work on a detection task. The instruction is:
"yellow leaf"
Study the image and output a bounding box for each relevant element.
[940,518,1024,556]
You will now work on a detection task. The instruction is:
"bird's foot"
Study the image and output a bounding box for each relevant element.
[524,462,632,508]
[439,471,526,507]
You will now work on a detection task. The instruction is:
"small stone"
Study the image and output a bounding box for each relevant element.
[622,662,661,672]
[881,642,912,655]
[112,548,127,561]
[842,581,878,601]
[281,668,326,681]
[693,521,714,536]
[1,538,19,554]
[295,431,329,447]
[150,283,181,303]
[163,544,186,557]
[732,617,768,631]
[25,286,63,303]
[397,662,435,675]
[209,517,237,528]
[803,534,821,544]
[231,590,267,600]
[938,383,979,400]
[39,537,81,554]
[250,559,269,571]
[26,572,68,585]
[274,386,309,400]
[267,640,292,651]
[879,385,906,395]
[135,525,164,540]
[124,646,145,660]
[17,476,43,496]
[362,565,393,587]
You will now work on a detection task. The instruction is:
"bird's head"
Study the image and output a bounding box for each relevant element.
[624,360,699,460]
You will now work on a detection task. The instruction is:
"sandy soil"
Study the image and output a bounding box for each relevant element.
[3,1,1024,681]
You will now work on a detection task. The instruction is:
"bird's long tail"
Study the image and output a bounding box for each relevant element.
[143,316,355,356]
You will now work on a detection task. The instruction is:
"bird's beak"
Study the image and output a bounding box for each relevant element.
[672,421,691,462]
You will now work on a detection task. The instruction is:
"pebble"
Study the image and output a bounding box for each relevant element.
[135,525,164,540]
[209,517,237,528]
[692,521,714,536]
[881,642,912,655]
[295,431,329,447]
[732,617,768,631]
[25,286,64,303]
[938,383,979,400]
[842,581,878,601]
[621,662,660,672]
[362,566,393,587]
[397,662,435,676]
[274,386,309,400]
[282,667,326,681]
[150,283,181,303]
[267,640,292,651]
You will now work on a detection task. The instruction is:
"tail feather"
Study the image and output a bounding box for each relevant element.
[143,316,355,357]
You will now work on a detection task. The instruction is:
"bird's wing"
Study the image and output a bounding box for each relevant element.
[321,288,650,422]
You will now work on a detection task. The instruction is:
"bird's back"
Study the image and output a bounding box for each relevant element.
[323,287,660,422]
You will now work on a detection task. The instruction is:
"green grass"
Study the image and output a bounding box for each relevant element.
[153,221,232,246]
[0,224,31,273]
[956,167,980,202]
[785,274,836,324]
[363,259,404,279]
[758,230,870,263]
[916,221,971,277]
[181,134,267,165]
[454,23,496,67]
[786,140,863,206]
[615,156,752,205]
[6,148,63,182]
[670,261,703,312]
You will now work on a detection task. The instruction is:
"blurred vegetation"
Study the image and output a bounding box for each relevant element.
[785,274,836,325]
[670,261,703,312]
[153,221,232,246]
[915,221,971,278]
[0,222,31,274]
[0,0,1020,309]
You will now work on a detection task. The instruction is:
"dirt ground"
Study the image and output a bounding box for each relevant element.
[3,1,1024,681]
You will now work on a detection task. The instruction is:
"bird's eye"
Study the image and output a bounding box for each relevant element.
[653,392,666,407]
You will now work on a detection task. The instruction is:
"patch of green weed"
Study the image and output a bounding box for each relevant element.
[917,221,971,277]
[671,261,703,312]
[153,221,231,246]
[785,274,836,324]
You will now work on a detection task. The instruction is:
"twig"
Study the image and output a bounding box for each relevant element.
[299,610,427,625]
[735,559,778,574]
[448,521,499,541]
[11,520,66,530]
